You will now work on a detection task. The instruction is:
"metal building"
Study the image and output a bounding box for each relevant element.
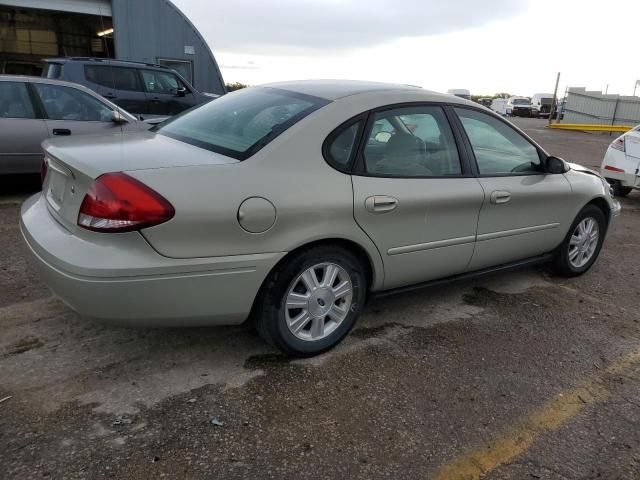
[0,0,225,94]
[563,88,640,126]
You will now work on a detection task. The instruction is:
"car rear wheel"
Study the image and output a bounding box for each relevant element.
[608,179,632,197]
[553,205,606,277]
[253,246,366,357]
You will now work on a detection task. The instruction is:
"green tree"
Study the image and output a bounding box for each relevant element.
[225,82,249,92]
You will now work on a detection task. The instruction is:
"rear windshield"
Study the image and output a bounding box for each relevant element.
[156,87,330,160]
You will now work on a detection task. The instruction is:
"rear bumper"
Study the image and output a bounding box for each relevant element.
[20,194,285,327]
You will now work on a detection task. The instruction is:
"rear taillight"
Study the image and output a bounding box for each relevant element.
[40,157,48,185]
[611,136,625,152]
[78,173,174,233]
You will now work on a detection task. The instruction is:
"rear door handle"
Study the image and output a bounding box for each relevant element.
[365,195,398,213]
[490,190,511,204]
[52,128,71,136]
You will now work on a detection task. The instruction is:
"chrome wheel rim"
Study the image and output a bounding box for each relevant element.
[284,262,353,342]
[568,217,599,268]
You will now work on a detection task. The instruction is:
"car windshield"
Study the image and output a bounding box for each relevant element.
[513,99,529,105]
[156,87,329,160]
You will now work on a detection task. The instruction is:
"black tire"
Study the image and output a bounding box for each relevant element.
[609,180,632,197]
[253,245,367,357]
[553,205,607,277]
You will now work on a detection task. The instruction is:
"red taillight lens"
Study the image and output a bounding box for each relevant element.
[611,136,625,152]
[40,157,48,185]
[78,173,175,233]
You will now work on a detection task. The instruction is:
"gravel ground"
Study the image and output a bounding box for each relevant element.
[2,119,640,479]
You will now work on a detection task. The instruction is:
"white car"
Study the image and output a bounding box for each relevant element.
[600,125,640,196]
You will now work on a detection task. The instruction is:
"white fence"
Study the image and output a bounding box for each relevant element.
[562,88,640,126]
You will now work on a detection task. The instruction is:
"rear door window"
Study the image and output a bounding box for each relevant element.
[0,81,36,119]
[84,65,142,92]
[362,106,462,177]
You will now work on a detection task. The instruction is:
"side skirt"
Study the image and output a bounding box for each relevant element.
[372,253,555,299]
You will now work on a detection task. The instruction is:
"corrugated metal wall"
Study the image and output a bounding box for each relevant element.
[111,0,225,95]
[564,87,640,125]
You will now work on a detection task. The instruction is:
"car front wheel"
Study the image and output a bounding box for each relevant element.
[254,246,366,357]
[553,205,606,277]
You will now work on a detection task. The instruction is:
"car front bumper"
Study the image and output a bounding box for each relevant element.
[20,194,285,327]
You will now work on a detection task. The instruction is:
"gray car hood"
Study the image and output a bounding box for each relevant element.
[567,162,602,179]
[43,131,238,179]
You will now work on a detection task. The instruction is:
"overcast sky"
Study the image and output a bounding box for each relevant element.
[173,0,640,97]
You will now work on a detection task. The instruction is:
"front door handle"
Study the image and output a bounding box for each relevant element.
[103,93,116,99]
[365,195,398,213]
[490,190,511,204]
[52,128,71,136]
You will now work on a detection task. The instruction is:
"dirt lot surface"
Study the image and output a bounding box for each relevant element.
[2,119,640,479]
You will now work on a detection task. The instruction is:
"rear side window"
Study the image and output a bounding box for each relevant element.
[84,65,141,92]
[157,87,330,160]
[0,81,36,119]
[326,121,362,169]
[44,63,62,79]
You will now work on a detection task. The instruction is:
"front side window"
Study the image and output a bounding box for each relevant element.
[157,87,329,160]
[34,83,113,122]
[363,106,461,177]
[140,70,183,95]
[455,108,542,175]
[0,81,36,119]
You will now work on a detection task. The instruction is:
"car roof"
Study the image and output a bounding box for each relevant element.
[261,79,473,104]
[44,57,171,70]
[0,74,98,89]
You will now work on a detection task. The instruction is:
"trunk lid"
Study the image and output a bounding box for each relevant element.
[42,130,238,231]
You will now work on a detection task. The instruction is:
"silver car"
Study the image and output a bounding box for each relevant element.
[0,75,146,174]
[20,80,621,356]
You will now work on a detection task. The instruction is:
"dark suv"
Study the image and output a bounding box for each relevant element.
[42,58,217,117]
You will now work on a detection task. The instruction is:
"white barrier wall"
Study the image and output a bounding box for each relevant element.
[563,88,640,126]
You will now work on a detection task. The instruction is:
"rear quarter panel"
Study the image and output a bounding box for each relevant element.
[131,96,418,291]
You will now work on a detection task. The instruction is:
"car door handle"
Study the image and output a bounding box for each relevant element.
[490,190,511,204]
[365,195,398,213]
[52,128,71,136]
[103,93,116,99]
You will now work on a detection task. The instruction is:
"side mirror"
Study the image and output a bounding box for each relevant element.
[111,110,128,124]
[175,87,187,97]
[374,131,392,143]
[546,155,568,174]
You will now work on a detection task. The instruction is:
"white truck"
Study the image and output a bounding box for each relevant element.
[506,96,533,117]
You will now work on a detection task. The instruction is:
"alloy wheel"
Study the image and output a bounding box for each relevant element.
[568,217,599,268]
[284,262,353,341]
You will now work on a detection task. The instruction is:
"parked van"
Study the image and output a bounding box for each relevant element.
[446,89,471,100]
[490,98,508,115]
[531,93,554,118]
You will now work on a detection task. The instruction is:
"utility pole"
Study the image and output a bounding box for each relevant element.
[549,72,561,126]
